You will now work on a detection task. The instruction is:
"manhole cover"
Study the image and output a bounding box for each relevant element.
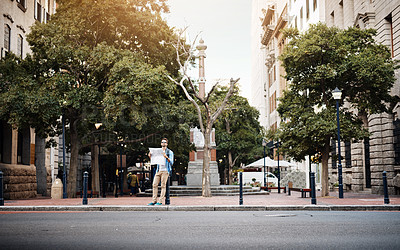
[264,214,296,217]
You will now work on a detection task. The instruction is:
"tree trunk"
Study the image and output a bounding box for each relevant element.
[67,119,79,198]
[321,141,331,197]
[91,145,100,193]
[228,150,233,185]
[202,128,212,197]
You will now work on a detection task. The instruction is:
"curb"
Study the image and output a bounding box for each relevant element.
[1,205,399,212]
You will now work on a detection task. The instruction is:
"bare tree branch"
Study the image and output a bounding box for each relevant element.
[211,78,240,124]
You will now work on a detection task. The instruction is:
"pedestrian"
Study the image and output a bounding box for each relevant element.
[127,172,139,196]
[148,138,174,205]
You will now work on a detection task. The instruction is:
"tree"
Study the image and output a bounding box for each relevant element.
[23,0,180,197]
[277,23,398,196]
[166,30,239,197]
[213,86,264,184]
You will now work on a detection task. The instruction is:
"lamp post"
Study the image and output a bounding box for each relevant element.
[262,139,267,190]
[119,141,124,197]
[62,115,67,199]
[95,123,105,198]
[332,87,343,199]
[276,141,281,193]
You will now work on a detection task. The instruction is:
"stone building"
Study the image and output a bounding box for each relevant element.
[252,0,400,194]
[325,0,400,194]
[1,0,57,199]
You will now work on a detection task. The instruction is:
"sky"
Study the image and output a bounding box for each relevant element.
[164,0,252,99]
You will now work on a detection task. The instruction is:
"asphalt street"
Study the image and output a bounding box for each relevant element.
[1,211,399,249]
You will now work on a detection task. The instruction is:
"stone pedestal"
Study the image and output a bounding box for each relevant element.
[186,158,220,186]
[186,128,220,186]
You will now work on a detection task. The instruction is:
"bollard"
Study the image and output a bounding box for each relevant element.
[310,172,317,205]
[83,171,88,205]
[288,187,291,196]
[0,171,3,206]
[165,176,170,205]
[285,184,287,194]
[383,171,390,204]
[239,172,243,205]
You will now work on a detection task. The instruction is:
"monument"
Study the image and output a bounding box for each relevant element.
[186,127,220,186]
[185,39,220,186]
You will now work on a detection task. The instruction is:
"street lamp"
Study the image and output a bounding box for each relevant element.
[95,123,105,198]
[262,139,267,190]
[332,87,344,198]
[62,115,67,199]
[275,141,281,193]
[118,137,126,197]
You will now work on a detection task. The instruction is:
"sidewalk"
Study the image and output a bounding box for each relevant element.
[1,191,400,211]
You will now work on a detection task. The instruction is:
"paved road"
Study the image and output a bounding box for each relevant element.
[1,211,399,249]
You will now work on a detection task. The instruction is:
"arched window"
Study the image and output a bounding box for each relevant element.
[17,35,23,57]
[4,24,11,51]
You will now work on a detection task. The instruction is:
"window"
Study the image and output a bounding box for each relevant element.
[35,1,42,22]
[385,14,394,58]
[394,119,400,165]
[273,65,276,82]
[17,0,26,7]
[331,140,337,169]
[306,0,310,20]
[270,92,276,113]
[16,0,27,11]
[300,7,303,30]
[17,35,23,57]
[4,24,11,51]
[313,0,317,11]
[345,141,351,168]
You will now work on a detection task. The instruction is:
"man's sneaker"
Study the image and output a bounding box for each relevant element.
[147,202,155,206]
[155,203,162,205]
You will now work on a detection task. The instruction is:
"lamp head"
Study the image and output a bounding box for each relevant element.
[332,87,342,100]
[95,123,102,129]
[262,139,267,147]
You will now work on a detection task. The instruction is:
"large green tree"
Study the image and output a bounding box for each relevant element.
[278,23,398,196]
[213,86,264,184]
[21,0,183,197]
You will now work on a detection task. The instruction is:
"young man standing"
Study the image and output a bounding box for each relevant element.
[148,138,174,205]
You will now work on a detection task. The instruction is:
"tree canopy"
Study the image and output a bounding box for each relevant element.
[0,0,194,197]
[277,23,398,196]
[213,86,264,184]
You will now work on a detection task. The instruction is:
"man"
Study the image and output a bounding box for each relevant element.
[148,138,174,205]
[127,172,139,196]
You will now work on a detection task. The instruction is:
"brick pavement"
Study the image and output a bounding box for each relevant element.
[2,190,399,207]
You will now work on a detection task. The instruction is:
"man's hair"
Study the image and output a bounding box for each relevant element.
[161,138,168,143]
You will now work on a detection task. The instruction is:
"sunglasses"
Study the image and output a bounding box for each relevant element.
[161,141,167,143]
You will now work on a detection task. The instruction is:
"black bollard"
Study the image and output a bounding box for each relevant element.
[310,172,317,205]
[0,171,4,206]
[383,171,390,204]
[288,187,291,196]
[239,172,243,205]
[165,176,170,205]
[83,171,88,205]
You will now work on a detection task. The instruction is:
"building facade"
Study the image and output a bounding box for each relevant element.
[251,0,400,194]
[325,0,400,194]
[1,0,57,199]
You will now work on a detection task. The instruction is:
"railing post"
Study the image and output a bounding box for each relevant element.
[310,172,317,205]
[383,171,390,204]
[83,171,88,205]
[165,176,170,205]
[0,171,4,206]
[239,172,243,205]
